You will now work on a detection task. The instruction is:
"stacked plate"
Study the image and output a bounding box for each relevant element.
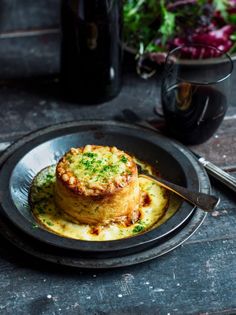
[0,121,208,268]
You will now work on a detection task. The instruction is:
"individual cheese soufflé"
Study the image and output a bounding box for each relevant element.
[54,145,140,225]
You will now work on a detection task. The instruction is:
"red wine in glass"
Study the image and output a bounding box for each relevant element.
[161,44,233,144]
[162,83,227,144]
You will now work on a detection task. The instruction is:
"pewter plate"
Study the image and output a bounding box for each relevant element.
[0,121,209,264]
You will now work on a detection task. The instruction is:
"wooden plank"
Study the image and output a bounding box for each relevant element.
[0,29,59,40]
[186,174,236,244]
[0,233,236,314]
[190,117,236,169]
[0,35,59,79]
[0,0,59,33]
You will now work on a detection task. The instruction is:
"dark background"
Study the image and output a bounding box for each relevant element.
[0,1,236,314]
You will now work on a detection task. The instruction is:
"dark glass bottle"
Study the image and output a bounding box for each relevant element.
[60,0,123,104]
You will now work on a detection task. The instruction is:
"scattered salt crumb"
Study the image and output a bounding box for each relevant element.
[145,281,150,285]
[217,144,220,147]
[154,288,165,292]
[86,296,91,300]
[93,275,97,278]
[211,210,221,217]
[214,134,219,138]
[43,279,47,282]
[118,294,123,298]
[149,286,153,289]
[59,309,61,311]
[223,155,227,159]
[177,283,180,287]
[47,294,52,299]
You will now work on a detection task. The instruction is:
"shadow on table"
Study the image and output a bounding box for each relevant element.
[0,234,147,276]
[114,109,167,137]
[0,49,138,107]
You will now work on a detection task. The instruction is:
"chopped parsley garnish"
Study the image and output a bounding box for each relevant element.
[37,206,45,214]
[120,155,128,163]
[101,165,119,174]
[46,221,54,226]
[83,152,97,158]
[133,224,145,234]
[46,174,53,180]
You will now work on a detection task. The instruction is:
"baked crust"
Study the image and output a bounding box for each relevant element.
[54,145,140,225]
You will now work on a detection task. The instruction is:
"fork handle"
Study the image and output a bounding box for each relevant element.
[140,173,220,212]
[198,158,236,193]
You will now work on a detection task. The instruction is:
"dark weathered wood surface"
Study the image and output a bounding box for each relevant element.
[0,2,236,315]
[0,0,59,33]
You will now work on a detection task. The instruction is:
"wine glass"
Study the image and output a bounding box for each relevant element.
[161,44,234,145]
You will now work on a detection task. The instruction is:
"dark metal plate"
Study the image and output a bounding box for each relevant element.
[0,121,208,260]
[0,205,206,269]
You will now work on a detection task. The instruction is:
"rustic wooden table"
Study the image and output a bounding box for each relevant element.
[0,2,236,314]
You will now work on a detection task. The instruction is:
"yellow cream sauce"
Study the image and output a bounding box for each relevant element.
[30,162,181,241]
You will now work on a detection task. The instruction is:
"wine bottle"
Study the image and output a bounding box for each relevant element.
[60,0,123,104]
